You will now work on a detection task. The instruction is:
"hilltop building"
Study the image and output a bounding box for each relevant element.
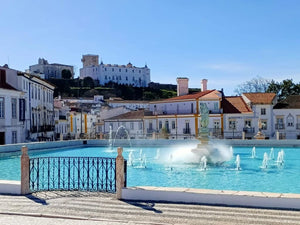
[79,54,150,87]
[29,58,74,79]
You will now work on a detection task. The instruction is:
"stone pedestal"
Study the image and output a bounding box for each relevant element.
[21,146,30,195]
[116,147,124,199]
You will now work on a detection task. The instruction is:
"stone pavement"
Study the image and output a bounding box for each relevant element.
[0,191,300,225]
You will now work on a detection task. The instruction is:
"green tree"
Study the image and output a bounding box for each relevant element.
[83,77,95,88]
[61,69,72,79]
[267,79,300,100]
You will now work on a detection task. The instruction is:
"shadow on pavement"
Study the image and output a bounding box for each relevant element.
[123,200,163,214]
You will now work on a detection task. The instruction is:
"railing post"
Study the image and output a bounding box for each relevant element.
[116,147,124,199]
[21,146,30,195]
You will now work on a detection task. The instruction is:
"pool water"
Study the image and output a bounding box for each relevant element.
[0,145,299,194]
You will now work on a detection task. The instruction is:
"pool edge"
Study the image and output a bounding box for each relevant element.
[122,186,300,210]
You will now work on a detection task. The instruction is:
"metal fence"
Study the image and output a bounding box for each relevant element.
[29,157,125,193]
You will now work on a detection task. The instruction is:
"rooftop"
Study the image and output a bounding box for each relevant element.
[222,96,252,114]
[273,95,300,109]
[106,109,152,120]
[243,92,276,105]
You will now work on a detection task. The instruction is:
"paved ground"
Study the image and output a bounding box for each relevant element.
[0,192,300,225]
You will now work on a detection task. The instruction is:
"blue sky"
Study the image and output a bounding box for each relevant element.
[1,0,300,95]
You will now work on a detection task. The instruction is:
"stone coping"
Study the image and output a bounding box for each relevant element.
[122,186,300,210]
[126,186,300,199]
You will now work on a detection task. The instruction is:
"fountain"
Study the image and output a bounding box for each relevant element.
[261,152,269,169]
[269,147,274,160]
[251,147,256,158]
[276,149,284,167]
[111,125,132,149]
[235,154,241,170]
[191,103,232,164]
[128,150,134,166]
[108,126,113,149]
[199,156,207,171]
[155,148,160,160]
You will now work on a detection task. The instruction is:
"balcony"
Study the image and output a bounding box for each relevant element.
[275,123,285,130]
[183,128,191,134]
[147,128,154,134]
[243,127,255,133]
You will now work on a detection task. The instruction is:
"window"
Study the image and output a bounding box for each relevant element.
[105,76,107,80]
[105,68,107,71]
[214,102,218,110]
[0,97,4,118]
[287,114,294,127]
[149,122,153,130]
[244,120,251,128]
[119,69,121,72]
[261,108,266,115]
[11,98,17,119]
[159,121,162,129]
[125,69,127,72]
[130,122,134,129]
[191,103,194,114]
[126,76,128,81]
[139,122,143,130]
[19,99,25,121]
[172,121,176,129]
[229,120,236,130]
[214,120,220,129]
[112,68,114,72]
[261,120,267,130]
[139,70,141,73]
[112,76,114,80]
[12,131,17,144]
[132,70,134,73]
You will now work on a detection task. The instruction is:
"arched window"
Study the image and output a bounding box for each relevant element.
[287,114,294,127]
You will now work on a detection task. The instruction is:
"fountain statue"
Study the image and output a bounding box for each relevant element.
[254,118,265,140]
[191,103,232,164]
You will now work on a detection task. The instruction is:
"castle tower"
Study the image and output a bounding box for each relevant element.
[81,55,99,67]
[176,77,189,96]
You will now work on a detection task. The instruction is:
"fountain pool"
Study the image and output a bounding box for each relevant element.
[0,144,299,194]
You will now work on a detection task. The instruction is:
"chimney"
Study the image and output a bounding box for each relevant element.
[201,79,208,91]
[176,77,189,96]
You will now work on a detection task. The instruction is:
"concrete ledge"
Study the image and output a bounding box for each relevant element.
[122,186,300,210]
[0,180,21,195]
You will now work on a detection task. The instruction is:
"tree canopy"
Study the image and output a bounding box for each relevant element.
[61,69,72,79]
[234,76,270,95]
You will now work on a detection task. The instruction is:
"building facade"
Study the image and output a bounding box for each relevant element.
[1,66,55,142]
[29,58,74,79]
[79,54,150,87]
[0,70,25,144]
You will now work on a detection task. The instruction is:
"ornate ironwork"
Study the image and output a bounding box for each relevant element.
[29,157,125,193]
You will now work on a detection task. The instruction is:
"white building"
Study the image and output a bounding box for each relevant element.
[79,54,150,87]
[1,65,55,142]
[104,109,152,139]
[273,95,300,139]
[29,58,74,79]
[106,98,149,110]
[0,69,25,144]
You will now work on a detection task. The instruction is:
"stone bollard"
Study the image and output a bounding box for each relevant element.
[21,146,30,195]
[242,131,245,140]
[116,147,125,199]
[276,131,280,140]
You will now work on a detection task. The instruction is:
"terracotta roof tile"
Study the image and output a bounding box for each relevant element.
[222,96,252,114]
[243,93,276,104]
